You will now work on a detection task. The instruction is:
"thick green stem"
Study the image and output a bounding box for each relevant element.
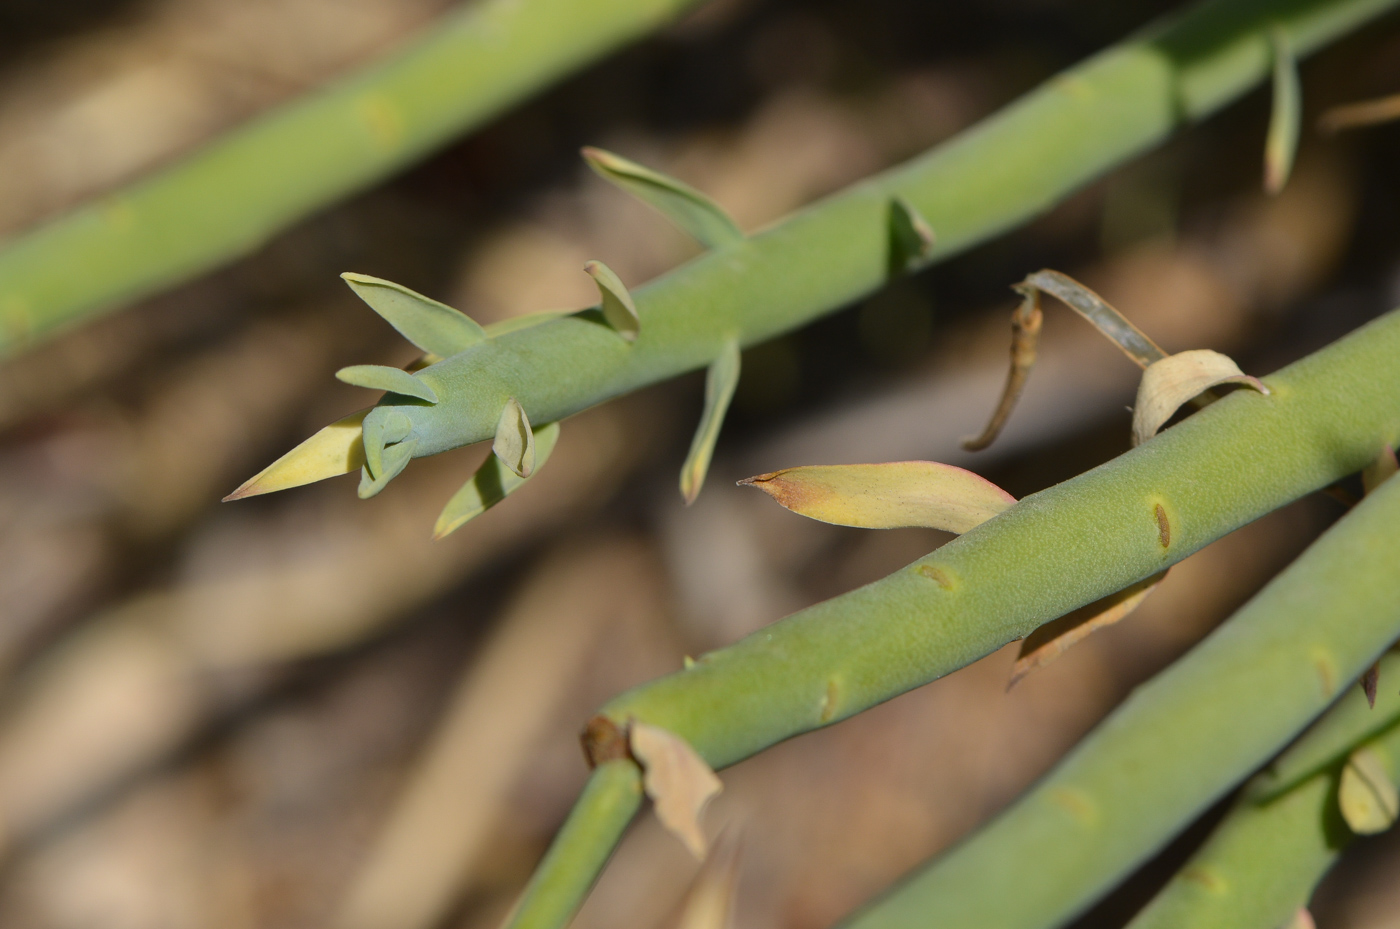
[508,302,1400,929]
[508,760,643,929]
[1125,651,1400,929]
[839,471,1400,929]
[0,0,703,352]
[336,0,1400,477]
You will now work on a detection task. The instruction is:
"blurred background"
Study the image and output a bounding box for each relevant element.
[1,0,1399,927]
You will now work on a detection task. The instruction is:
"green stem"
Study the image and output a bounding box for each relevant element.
[508,303,1400,929]
[0,0,703,352]
[508,760,643,929]
[841,472,1400,929]
[1125,651,1400,929]
[339,0,1399,481]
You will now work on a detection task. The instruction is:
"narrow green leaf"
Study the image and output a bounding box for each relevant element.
[583,260,640,341]
[342,272,487,356]
[1339,746,1399,834]
[493,397,536,478]
[1265,25,1301,195]
[224,409,368,500]
[680,338,741,505]
[739,461,1016,534]
[357,438,417,499]
[888,197,936,274]
[433,422,560,539]
[335,364,439,403]
[582,147,743,249]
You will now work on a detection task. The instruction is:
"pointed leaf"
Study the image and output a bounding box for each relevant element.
[1024,269,1166,368]
[223,409,368,500]
[336,364,439,403]
[1339,746,1399,835]
[681,338,741,505]
[1319,92,1400,133]
[674,830,743,929]
[739,461,1015,534]
[1362,445,1398,494]
[433,422,560,539]
[342,272,486,356]
[1361,660,1381,709]
[584,260,639,341]
[582,147,743,249]
[1264,26,1301,195]
[1009,571,1166,688]
[357,438,417,499]
[493,397,535,478]
[629,721,722,859]
[889,197,936,273]
[1132,349,1268,446]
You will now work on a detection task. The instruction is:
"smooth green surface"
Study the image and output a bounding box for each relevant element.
[843,473,1400,929]
[508,760,642,929]
[334,0,1400,490]
[0,0,704,352]
[1127,651,1400,929]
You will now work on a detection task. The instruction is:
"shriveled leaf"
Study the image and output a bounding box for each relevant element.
[342,272,486,356]
[492,397,535,478]
[1009,571,1166,688]
[739,461,1015,534]
[1319,92,1400,133]
[963,285,1043,451]
[1363,445,1398,494]
[1339,747,1399,835]
[434,422,560,539]
[630,721,722,859]
[888,197,936,273]
[1132,349,1268,446]
[224,409,368,500]
[357,438,417,499]
[1264,25,1301,195]
[582,147,743,249]
[671,830,743,929]
[584,260,640,341]
[482,309,568,338]
[1361,660,1381,709]
[1023,269,1166,368]
[681,338,741,505]
[336,364,439,404]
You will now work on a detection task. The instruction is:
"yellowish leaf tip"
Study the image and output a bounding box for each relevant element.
[223,410,368,501]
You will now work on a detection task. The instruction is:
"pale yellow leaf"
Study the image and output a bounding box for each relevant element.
[630,721,722,859]
[223,409,367,500]
[1132,349,1268,446]
[739,461,1015,534]
[492,397,535,478]
[1340,747,1399,835]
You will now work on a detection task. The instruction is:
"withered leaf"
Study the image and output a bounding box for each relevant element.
[1132,350,1268,446]
[630,721,722,859]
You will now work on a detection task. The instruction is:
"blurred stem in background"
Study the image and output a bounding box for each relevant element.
[0,0,705,354]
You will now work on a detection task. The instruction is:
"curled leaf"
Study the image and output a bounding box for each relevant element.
[681,338,741,505]
[358,438,417,499]
[1009,571,1166,688]
[493,397,535,478]
[630,721,722,859]
[739,461,1015,534]
[1132,349,1268,446]
[1264,25,1301,195]
[1319,92,1400,133]
[582,147,743,249]
[1023,270,1166,368]
[963,285,1042,452]
[584,260,640,341]
[889,197,936,273]
[336,364,439,404]
[341,272,486,356]
[1362,445,1398,495]
[1339,746,1399,835]
[224,409,368,500]
[434,422,560,539]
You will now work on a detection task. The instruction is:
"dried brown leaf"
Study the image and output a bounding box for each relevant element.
[630,721,722,859]
[1132,349,1268,446]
